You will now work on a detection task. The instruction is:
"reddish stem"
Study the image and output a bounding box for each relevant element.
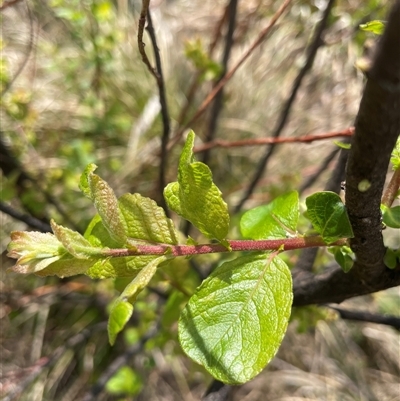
[103,236,348,258]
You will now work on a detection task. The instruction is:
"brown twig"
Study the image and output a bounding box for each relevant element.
[194,127,354,153]
[169,0,293,150]
[202,0,239,166]
[235,0,336,212]
[145,9,171,213]
[381,167,400,207]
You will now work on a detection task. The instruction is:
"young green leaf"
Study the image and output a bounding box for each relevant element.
[384,248,400,270]
[305,191,353,244]
[382,205,400,228]
[7,231,67,274]
[359,20,385,35]
[240,191,299,240]
[164,131,229,244]
[108,256,167,345]
[83,215,159,278]
[179,253,293,384]
[79,163,127,245]
[390,137,400,170]
[51,219,105,258]
[118,193,178,245]
[329,246,354,273]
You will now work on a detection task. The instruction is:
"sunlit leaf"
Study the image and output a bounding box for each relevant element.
[164,131,230,245]
[240,191,299,240]
[179,253,292,384]
[118,193,178,245]
[79,163,127,245]
[382,205,400,229]
[359,20,385,35]
[51,219,105,258]
[305,192,353,244]
[108,256,167,345]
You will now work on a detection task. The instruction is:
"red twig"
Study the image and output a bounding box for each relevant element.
[381,167,400,207]
[103,236,347,258]
[194,127,355,153]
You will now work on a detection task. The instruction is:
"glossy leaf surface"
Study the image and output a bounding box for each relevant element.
[179,253,292,384]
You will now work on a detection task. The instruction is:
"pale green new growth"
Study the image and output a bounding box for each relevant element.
[108,256,168,345]
[164,131,230,245]
[80,163,127,245]
[240,191,299,240]
[179,253,293,384]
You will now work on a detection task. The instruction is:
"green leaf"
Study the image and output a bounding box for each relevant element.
[359,20,385,35]
[164,131,229,244]
[390,137,400,170]
[50,220,105,258]
[108,256,167,345]
[79,163,127,245]
[240,191,299,240]
[83,215,158,278]
[179,253,293,384]
[382,205,400,228]
[333,141,351,150]
[118,193,178,245]
[329,246,354,273]
[384,248,400,270]
[7,231,67,274]
[305,191,354,244]
[106,366,143,396]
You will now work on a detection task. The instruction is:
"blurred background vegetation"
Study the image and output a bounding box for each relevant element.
[1,0,399,400]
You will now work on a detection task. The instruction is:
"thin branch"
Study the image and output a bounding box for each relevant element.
[175,6,228,128]
[145,9,171,213]
[202,0,239,166]
[381,167,400,207]
[1,1,34,96]
[326,305,400,329]
[195,127,354,153]
[299,147,340,194]
[168,0,293,150]
[100,237,347,258]
[137,0,157,78]
[235,0,336,212]
[0,201,51,232]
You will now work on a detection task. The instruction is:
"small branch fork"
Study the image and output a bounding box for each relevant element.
[168,0,293,150]
[138,0,171,212]
[103,237,347,258]
[194,127,354,153]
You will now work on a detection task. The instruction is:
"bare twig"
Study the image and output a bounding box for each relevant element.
[381,167,400,207]
[137,1,171,212]
[299,147,340,194]
[326,305,400,329]
[195,127,354,153]
[235,0,336,212]
[0,201,51,232]
[202,0,239,166]
[169,0,293,150]
[1,1,34,96]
